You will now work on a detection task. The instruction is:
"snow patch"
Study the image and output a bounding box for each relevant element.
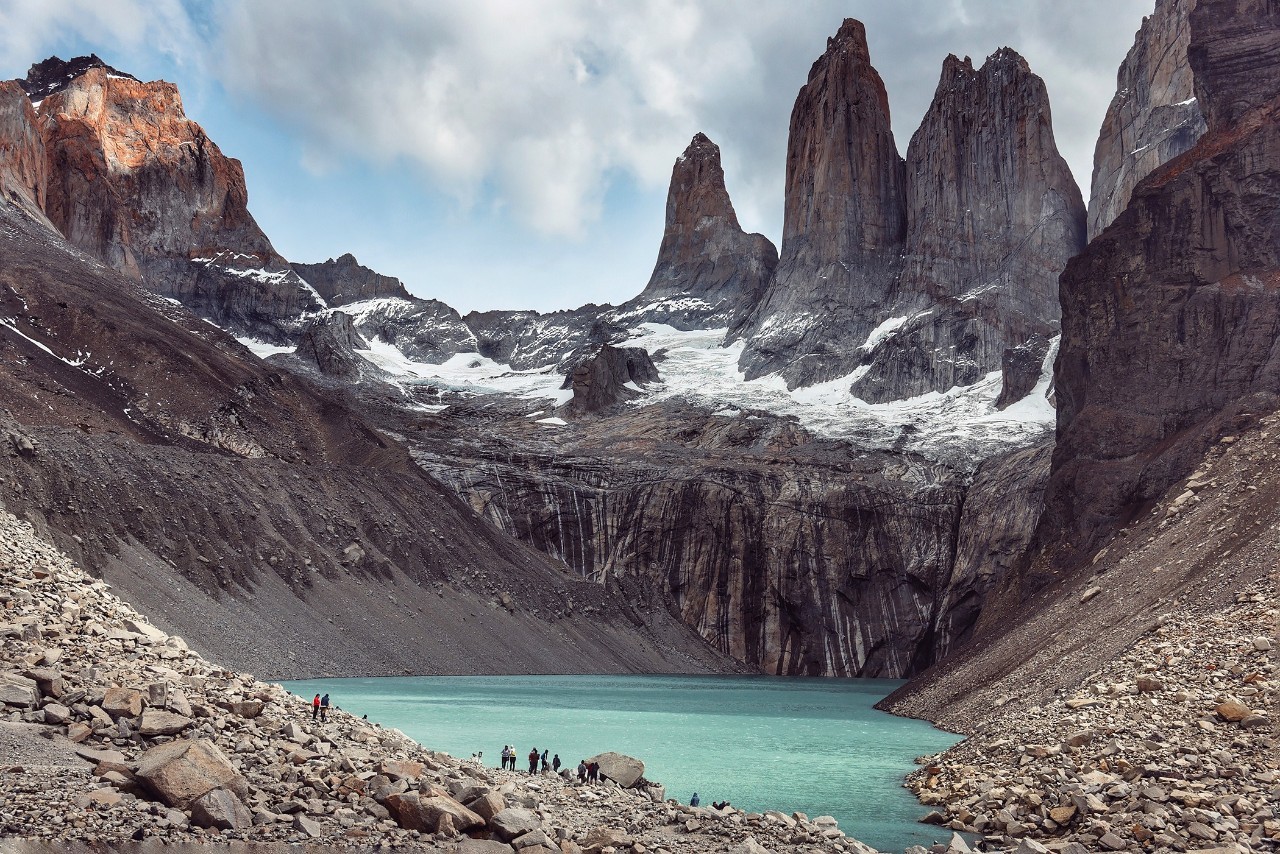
[859,316,907,352]
[235,336,294,359]
[535,417,568,426]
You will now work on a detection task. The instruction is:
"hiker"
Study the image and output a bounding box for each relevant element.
[319,693,330,722]
[311,693,320,721]
[577,759,587,781]
[540,749,549,773]
[500,745,509,770]
[528,747,539,774]
[588,761,600,782]
[552,754,561,773]
[690,792,700,807]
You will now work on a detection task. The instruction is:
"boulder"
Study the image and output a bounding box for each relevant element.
[0,674,38,708]
[101,686,144,719]
[138,708,193,736]
[225,700,263,719]
[458,840,517,854]
[1216,700,1251,722]
[467,791,507,822]
[728,838,774,854]
[385,792,483,833]
[380,759,424,780]
[490,807,542,841]
[189,787,252,831]
[135,738,248,808]
[585,752,644,788]
[512,829,554,850]
[24,667,65,698]
[42,702,72,724]
[293,814,322,837]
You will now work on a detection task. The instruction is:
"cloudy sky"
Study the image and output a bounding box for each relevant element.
[0,0,1154,313]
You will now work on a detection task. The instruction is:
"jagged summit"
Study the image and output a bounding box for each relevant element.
[620,132,777,329]
[18,54,137,102]
[291,252,413,306]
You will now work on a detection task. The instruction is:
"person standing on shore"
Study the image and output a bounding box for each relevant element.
[577,759,587,781]
[528,747,539,774]
[319,693,330,722]
[552,754,561,773]
[540,749,549,773]
[311,694,320,721]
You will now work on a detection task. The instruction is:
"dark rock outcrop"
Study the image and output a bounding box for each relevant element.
[294,311,369,379]
[16,55,136,102]
[343,296,477,364]
[735,26,1084,403]
[1042,0,1280,569]
[561,345,659,416]
[291,253,412,306]
[995,335,1051,410]
[615,133,777,330]
[1088,0,1206,239]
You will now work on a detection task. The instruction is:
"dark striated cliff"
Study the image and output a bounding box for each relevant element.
[1088,0,1205,239]
[617,133,777,331]
[735,25,1084,402]
[1043,0,1280,569]
[408,403,1048,677]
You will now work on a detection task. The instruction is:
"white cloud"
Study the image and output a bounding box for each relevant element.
[0,0,195,74]
[209,0,1154,244]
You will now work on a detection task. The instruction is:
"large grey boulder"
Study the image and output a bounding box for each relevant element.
[585,752,645,788]
[189,787,252,831]
[135,738,248,808]
[138,708,193,736]
[490,807,542,841]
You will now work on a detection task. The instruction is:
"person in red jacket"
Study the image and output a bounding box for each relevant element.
[312,693,320,721]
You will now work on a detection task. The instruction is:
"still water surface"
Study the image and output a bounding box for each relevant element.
[282,675,959,853]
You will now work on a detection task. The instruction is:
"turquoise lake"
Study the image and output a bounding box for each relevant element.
[281,675,959,853]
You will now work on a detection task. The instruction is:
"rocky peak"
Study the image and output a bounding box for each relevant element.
[291,253,412,307]
[736,27,1082,403]
[782,17,903,256]
[18,55,137,103]
[1088,0,1206,239]
[1188,0,1280,130]
[621,133,776,330]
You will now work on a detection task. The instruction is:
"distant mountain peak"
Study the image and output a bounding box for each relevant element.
[18,54,138,102]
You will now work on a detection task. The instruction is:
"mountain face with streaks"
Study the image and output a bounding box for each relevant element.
[1088,0,1206,239]
[733,26,1085,403]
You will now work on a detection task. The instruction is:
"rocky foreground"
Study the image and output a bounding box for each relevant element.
[907,582,1277,854]
[0,508,876,853]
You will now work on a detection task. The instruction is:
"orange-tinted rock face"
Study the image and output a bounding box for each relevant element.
[7,58,324,340]
[0,80,47,220]
[39,66,275,277]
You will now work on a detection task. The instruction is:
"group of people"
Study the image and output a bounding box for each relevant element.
[310,693,330,722]
[498,746,609,782]
[500,746,563,774]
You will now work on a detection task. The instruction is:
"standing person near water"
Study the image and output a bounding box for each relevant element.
[319,693,330,722]
[528,747,539,774]
[552,754,561,773]
[540,749,549,773]
[577,759,587,781]
[311,694,320,721]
